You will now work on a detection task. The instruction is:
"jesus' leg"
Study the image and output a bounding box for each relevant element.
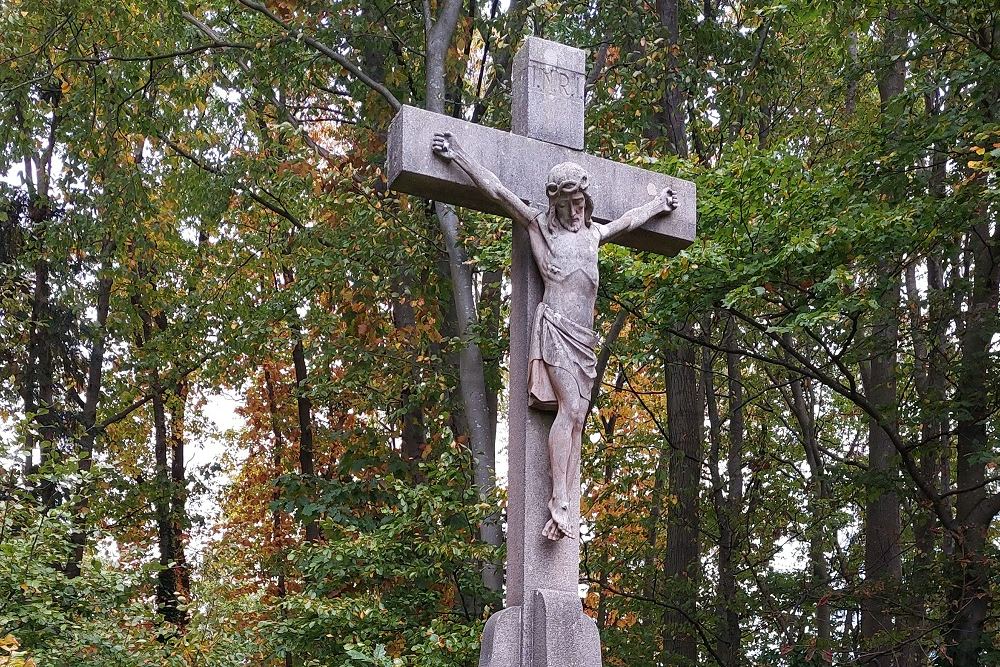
[542,365,586,541]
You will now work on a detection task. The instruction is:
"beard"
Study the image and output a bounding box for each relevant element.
[559,215,584,232]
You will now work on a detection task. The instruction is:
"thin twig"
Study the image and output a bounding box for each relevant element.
[234,0,402,111]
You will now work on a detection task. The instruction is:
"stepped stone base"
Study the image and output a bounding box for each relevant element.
[479,590,602,667]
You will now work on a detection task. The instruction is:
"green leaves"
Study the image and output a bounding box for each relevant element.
[232,455,497,666]
[1,0,998,663]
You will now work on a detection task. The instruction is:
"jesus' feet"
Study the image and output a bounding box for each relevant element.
[542,496,573,541]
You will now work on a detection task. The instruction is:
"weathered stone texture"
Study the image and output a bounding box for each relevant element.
[386,105,695,255]
[505,223,582,606]
[512,37,586,150]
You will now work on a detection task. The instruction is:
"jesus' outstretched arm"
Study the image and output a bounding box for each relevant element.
[597,187,678,244]
[432,132,540,231]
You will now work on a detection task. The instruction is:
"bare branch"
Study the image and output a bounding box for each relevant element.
[589,308,628,411]
[232,0,402,111]
[159,134,304,228]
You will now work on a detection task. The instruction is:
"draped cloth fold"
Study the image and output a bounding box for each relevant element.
[527,303,599,411]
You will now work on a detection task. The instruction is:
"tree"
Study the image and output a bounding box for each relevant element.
[2,1,998,665]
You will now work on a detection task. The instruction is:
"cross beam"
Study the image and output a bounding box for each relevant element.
[387,105,695,255]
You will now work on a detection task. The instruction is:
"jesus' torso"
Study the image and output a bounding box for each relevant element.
[537,217,601,330]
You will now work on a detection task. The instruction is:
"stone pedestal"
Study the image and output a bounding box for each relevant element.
[480,590,602,667]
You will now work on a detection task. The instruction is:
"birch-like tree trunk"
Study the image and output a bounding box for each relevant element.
[425,0,502,593]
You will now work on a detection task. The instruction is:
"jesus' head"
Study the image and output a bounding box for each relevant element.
[545,162,593,233]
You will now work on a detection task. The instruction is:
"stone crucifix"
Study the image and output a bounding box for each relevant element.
[387,37,695,667]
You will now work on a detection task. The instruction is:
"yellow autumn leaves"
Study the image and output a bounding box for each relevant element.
[0,635,36,667]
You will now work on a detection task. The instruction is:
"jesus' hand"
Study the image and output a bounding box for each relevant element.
[658,187,678,213]
[432,132,461,161]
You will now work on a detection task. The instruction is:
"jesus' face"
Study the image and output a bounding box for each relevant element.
[554,192,587,232]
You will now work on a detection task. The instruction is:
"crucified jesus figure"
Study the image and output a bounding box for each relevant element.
[432,132,677,541]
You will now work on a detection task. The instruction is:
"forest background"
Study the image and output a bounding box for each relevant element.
[0,0,997,665]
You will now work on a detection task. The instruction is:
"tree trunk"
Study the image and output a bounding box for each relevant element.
[720,334,744,666]
[661,331,702,665]
[150,385,173,619]
[145,372,189,631]
[649,3,698,658]
[860,8,905,663]
[291,330,319,543]
[362,33,429,475]
[263,364,288,558]
[167,380,190,611]
[19,107,61,502]
[424,0,502,594]
[654,0,689,157]
[279,266,320,543]
[66,247,114,578]
[903,253,946,664]
[859,299,902,666]
[941,25,1000,663]
[644,419,669,601]
[130,270,188,631]
[391,285,428,468]
[263,365,294,667]
[596,369,626,631]
[151,294,191,613]
[30,249,57,508]
[479,269,504,454]
[945,222,999,664]
[785,363,831,645]
[435,202,502,593]
[703,321,743,667]
[149,374,185,629]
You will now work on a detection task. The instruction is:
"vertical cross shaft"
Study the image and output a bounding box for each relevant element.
[505,37,588,609]
[476,38,606,667]
[478,37,606,667]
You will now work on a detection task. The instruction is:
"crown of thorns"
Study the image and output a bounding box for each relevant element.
[546,162,589,197]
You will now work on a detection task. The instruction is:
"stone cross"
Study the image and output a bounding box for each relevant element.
[387,37,695,667]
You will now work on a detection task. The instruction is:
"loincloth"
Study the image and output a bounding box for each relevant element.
[527,303,598,411]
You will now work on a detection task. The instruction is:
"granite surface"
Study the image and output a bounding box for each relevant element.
[386,105,695,255]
